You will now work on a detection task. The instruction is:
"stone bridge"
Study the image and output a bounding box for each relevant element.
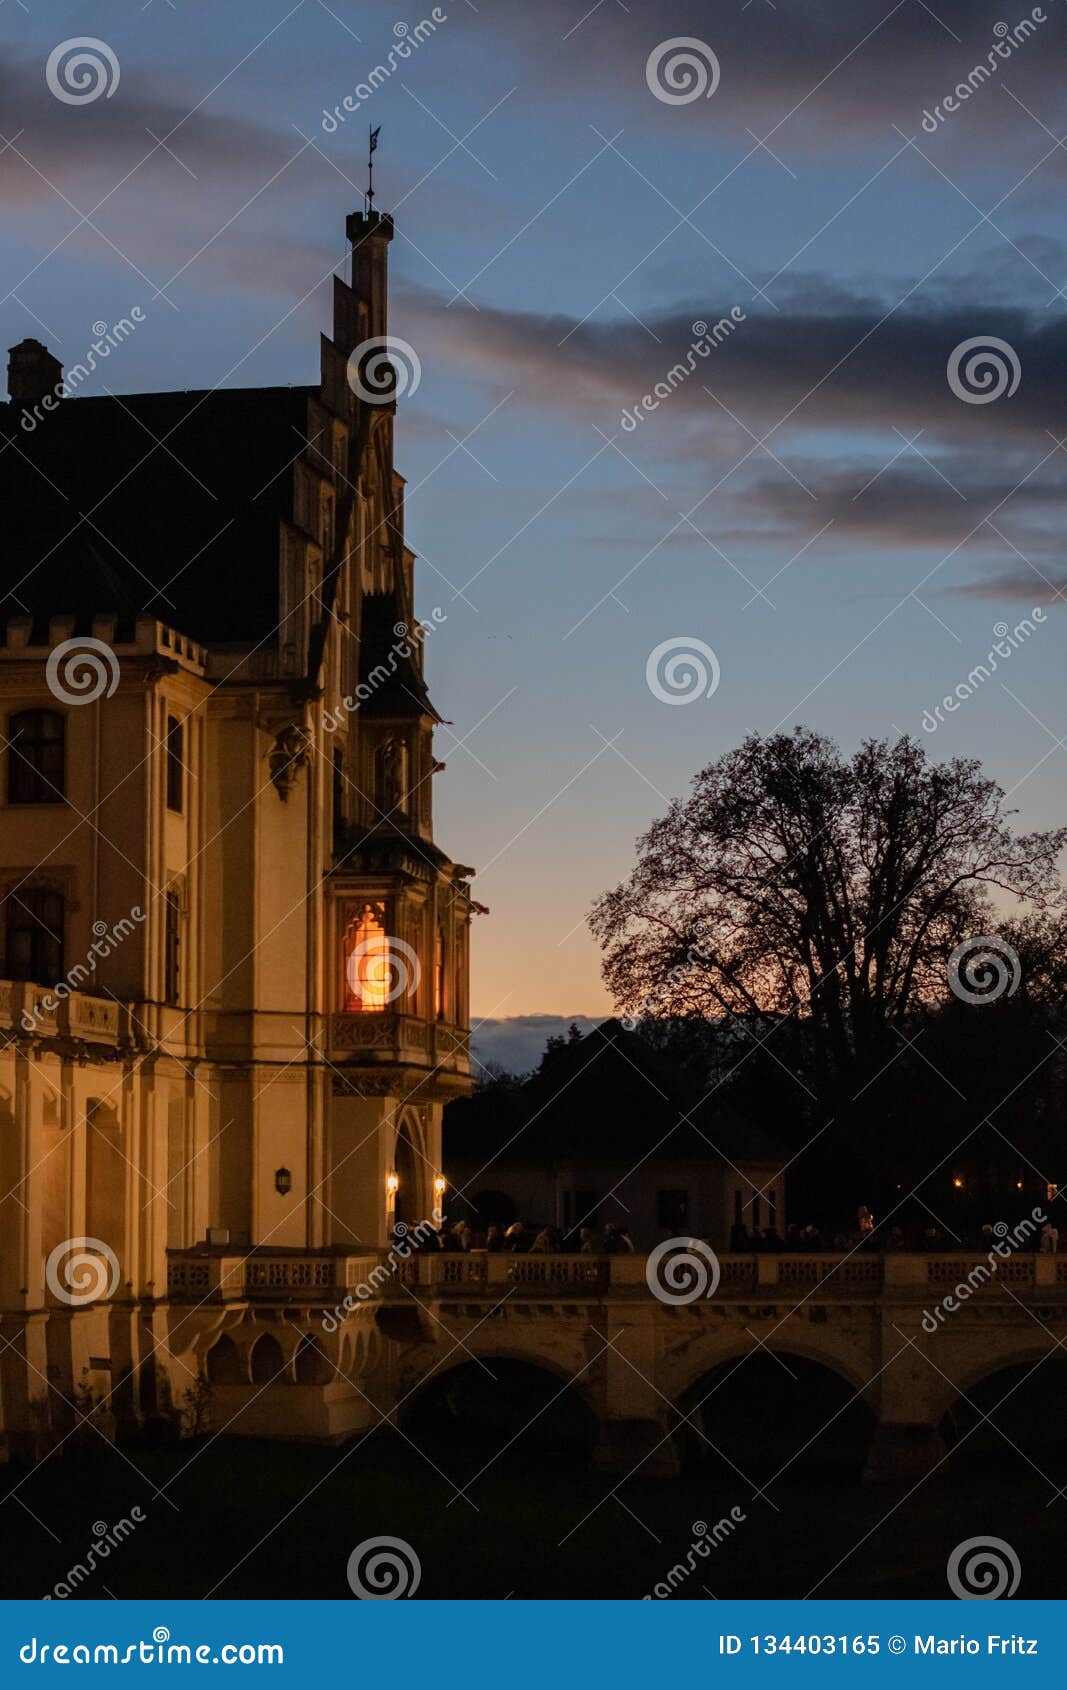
[153,1247,1067,1483]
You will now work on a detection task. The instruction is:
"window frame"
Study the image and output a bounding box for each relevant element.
[434,924,446,1021]
[5,885,65,986]
[7,709,66,806]
[163,888,181,1006]
[165,715,184,814]
[343,900,393,1013]
[657,1188,690,1233]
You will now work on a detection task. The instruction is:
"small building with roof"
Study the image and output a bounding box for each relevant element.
[444,1019,788,1248]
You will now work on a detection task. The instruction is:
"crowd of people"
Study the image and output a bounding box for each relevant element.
[410,1219,637,1255]
[730,1210,1062,1254]
[400,1205,1061,1257]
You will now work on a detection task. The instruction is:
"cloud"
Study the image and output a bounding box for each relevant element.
[470,1014,604,1075]
[423,0,1067,154]
[395,273,1067,601]
[0,48,293,205]
[400,277,1067,449]
[953,568,1067,602]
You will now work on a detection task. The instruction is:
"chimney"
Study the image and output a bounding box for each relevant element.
[7,339,63,407]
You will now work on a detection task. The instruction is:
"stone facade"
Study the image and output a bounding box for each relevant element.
[0,210,475,1458]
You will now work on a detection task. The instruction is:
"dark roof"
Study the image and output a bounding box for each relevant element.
[358,591,440,720]
[445,1019,786,1167]
[0,387,312,646]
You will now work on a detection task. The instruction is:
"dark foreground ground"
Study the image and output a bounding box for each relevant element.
[2,1362,1065,1600]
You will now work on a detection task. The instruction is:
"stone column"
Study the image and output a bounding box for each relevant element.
[864,1265,946,1483]
[589,1303,679,1478]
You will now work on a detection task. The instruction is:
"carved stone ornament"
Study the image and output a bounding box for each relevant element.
[269,723,313,800]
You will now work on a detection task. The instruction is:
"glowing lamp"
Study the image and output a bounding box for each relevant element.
[386,1172,399,1197]
[434,1176,447,1198]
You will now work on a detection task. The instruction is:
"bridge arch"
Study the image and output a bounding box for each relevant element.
[937,1350,1067,1481]
[399,1350,602,1464]
[936,1345,1067,1421]
[673,1342,876,1481]
[672,1335,875,1413]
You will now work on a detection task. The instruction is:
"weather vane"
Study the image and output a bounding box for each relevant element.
[366,124,380,212]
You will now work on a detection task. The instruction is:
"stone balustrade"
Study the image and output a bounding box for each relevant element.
[326,1011,470,1074]
[1,980,125,1045]
[166,1247,1064,1303]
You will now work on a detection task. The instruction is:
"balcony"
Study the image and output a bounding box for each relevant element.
[1,980,124,1047]
[167,1249,382,1302]
[326,1010,470,1077]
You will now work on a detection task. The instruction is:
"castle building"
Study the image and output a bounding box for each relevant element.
[0,210,476,1453]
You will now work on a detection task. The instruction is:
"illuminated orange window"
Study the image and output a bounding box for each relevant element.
[434,926,445,1020]
[344,902,391,1011]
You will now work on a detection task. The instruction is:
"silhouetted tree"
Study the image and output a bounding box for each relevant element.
[590,728,1066,1127]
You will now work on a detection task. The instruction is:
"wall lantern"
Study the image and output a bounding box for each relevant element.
[433,1176,447,1199]
[275,1167,292,1197]
[386,1172,399,1198]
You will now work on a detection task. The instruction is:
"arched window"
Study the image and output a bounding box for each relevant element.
[205,1335,244,1386]
[294,1336,331,1386]
[165,716,184,813]
[249,1333,286,1386]
[8,710,64,805]
[5,887,64,985]
[344,902,391,1011]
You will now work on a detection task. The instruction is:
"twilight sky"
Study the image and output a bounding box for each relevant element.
[3,0,1066,1020]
